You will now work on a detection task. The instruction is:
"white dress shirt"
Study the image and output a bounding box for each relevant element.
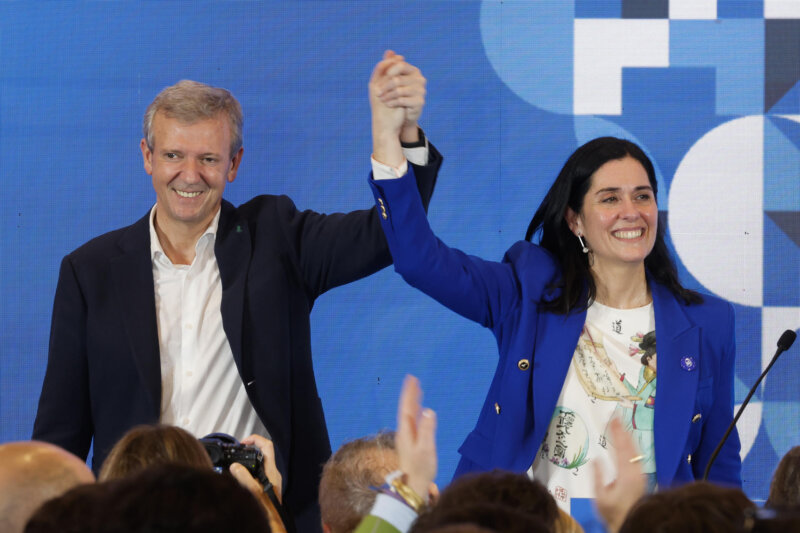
[372,142,429,179]
[149,206,268,441]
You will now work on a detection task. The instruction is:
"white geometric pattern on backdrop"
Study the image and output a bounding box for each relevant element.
[669,116,764,308]
[480,0,800,500]
[573,18,668,115]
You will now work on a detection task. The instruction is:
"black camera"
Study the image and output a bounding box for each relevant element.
[199,433,266,484]
[201,433,296,533]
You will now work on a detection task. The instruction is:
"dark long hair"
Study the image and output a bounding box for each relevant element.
[525,137,701,314]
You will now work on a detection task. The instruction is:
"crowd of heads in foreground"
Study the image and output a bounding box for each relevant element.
[2,377,799,533]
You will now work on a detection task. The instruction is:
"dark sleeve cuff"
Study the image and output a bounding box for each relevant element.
[401,128,426,149]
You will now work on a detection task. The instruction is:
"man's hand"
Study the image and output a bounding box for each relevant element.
[592,418,647,533]
[241,434,283,503]
[230,435,287,533]
[396,374,437,501]
[370,50,426,167]
[377,51,426,136]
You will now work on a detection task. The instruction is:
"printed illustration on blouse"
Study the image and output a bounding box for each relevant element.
[539,324,657,482]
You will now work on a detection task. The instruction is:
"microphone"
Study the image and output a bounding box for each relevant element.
[702,329,797,480]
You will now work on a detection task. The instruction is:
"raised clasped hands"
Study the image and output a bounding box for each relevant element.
[370,50,426,166]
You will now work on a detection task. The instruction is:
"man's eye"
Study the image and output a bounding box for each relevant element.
[165,153,178,159]
[637,194,652,201]
[602,196,617,203]
[203,157,218,164]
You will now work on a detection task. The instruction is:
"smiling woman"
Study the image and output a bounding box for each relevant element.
[565,156,658,293]
[369,133,742,516]
[524,137,699,315]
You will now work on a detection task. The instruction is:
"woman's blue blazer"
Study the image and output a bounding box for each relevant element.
[369,168,742,488]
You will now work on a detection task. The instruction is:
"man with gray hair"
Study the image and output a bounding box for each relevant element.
[319,432,399,533]
[0,441,95,533]
[32,52,440,532]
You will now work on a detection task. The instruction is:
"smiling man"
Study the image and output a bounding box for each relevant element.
[33,53,440,533]
[143,101,244,265]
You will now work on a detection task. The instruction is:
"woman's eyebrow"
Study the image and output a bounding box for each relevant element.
[594,185,653,194]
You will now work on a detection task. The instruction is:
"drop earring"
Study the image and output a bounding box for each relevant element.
[577,234,589,254]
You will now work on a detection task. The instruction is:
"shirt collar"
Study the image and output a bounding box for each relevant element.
[149,205,221,262]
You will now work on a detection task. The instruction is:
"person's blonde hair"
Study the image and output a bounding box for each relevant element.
[98,424,213,482]
[143,80,243,157]
[319,431,397,533]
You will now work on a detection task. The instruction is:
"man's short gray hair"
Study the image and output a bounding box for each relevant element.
[143,80,243,158]
[319,431,397,533]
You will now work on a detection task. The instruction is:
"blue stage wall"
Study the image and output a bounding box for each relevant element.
[1,0,798,519]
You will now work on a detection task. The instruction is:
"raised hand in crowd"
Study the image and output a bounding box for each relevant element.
[592,418,647,533]
[396,374,438,504]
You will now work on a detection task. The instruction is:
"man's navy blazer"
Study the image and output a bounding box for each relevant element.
[33,147,441,525]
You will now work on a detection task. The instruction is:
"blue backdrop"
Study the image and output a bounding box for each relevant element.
[1,0,798,525]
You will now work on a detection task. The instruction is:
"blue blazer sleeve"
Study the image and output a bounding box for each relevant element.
[369,171,522,331]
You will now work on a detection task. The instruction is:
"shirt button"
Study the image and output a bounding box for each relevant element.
[182,418,190,425]
[186,371,193,377]
[185,323,193,330]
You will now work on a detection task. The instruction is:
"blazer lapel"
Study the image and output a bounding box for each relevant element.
[651,280,700,487]
[111,213,161,414]
[215,200,251,371]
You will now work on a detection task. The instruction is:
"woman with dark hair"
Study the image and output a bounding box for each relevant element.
[368,123,741,512]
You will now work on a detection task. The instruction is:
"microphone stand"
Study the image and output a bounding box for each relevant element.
[702,329,797,481]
